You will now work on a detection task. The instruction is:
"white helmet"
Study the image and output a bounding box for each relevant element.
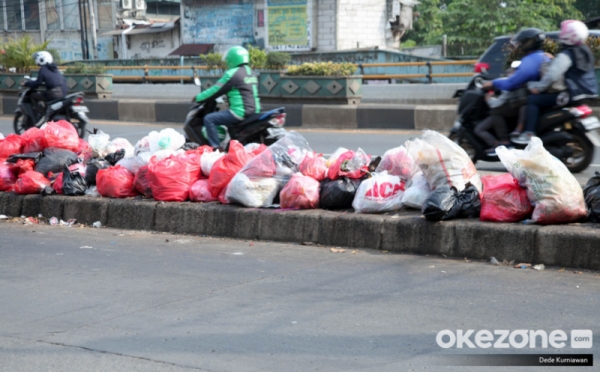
[32,51,53,66]
[559,20,589,46]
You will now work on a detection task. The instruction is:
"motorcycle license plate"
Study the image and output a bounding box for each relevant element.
[266,127,287,139]
[72,106,89,113]
[581,116,600,131]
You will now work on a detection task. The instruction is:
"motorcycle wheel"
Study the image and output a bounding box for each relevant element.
[13,111,32,135]
[68,113,88,139]
[561,130,594,173]
[449,131,478,165]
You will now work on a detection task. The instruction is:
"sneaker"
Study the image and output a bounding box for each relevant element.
[485,147,497,157]
[512,132,534,145]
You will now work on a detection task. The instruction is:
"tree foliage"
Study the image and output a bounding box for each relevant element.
[0,36,51,73]
[574,0,600,19]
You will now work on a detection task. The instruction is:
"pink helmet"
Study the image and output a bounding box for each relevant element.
[559,20,588,46]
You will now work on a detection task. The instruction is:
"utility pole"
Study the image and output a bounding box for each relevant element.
[78,0,89,59]
[88,0,98,59]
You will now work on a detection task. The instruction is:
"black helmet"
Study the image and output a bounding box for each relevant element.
[511,28,546,54]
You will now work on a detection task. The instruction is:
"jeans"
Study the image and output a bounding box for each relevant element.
[203,109,241,148]
[474,115,509,147]
[524,93,560,133]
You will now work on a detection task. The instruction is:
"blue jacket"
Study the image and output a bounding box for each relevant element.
[25,63,68,97]
[492,50,549,91]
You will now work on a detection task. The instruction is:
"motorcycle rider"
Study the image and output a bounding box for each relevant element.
[194,46,260,149]
[22,51,68,116]
[513,20,598,144]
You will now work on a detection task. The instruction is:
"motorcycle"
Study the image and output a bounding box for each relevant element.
[183,77,287,149]
[13,76,90,138]
[449,71,600,173]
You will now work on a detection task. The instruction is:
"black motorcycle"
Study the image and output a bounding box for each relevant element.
[450,74,600,173]
[14,77,90,138]
[183,78,287,148]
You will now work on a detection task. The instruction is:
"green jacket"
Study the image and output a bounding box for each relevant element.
[195,65,261,119]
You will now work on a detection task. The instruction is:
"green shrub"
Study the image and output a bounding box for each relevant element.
[286,61,357,76]
[0,36,50,73]
[200,52,226,73]
[266,52,291,70]
[247,45,267,70]
[64,62,106,74]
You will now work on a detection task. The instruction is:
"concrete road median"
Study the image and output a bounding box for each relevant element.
[2,191,600,271]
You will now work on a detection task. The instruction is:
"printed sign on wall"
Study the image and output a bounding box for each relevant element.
[183,0,255,45]
[266,0,312,51]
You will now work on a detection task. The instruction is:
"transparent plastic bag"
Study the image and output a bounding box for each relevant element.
[327,149,370,180]
[406,130,481,192]
[148,128,186,153]
[117,152,152,174]
[87,130,110,157]
[280,173,320,209]
[326,147,349,167]
[401,172,432,209]
[352,171,405,213]
[496,137,586,224]
[480,174,533,222]
[375,146,419,181]
[134,136,151,156]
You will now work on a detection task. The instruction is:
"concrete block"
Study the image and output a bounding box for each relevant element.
[536,225,600,270]
[21,194,43,217]
[259,209,321,243]
[86,100,120,121]
[357,104,415,129]
[302,105,357,129]
[414,105,456,131]
[155,202,208,234]
[0,192,24,217]
[107,198,157,230]
[63,197,111,226]
[155,102,190,123]
[318,211,384,249]
[201,204,262,240]
[117,99,156,122]
[41,195,68,219]
[454,221,538,262]
[381,215,456,256]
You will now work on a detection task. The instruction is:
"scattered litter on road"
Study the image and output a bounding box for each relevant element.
[533,264,545,271]
[330,248,345,253]
[490,257,500,265]
[574,271,583,274]
[352,250,357,254]
[232,252,244,255]
[429,265,435,268]
[301,241,314,246]
[515,263,532,269]
[441,271,447,273]
[92,221,102,228]
[59,219,76,227]
[0,215,7,219]
[25,217,38,225]
[80,246,93,249]
[173,239,194,244]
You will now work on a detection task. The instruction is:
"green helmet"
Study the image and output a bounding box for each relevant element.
[223,46,249,69]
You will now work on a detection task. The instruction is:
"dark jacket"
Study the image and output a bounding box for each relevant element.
[25,63,68,98]
[563,45,598,101]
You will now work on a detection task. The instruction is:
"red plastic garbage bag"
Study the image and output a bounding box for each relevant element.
[182,148,207,183]
[327,149,370,180]
[0,134,24,160]
[280,173,320,209]
[480,174,533,222]
[134,165,153,198]
[43,120,79,152]
[96,165,138,198]
[0,162,16,191]
[208,140,255,198]
[13,171,50,194]
[52,172,64,194]
[21,127,46,153]
[243,149,277,178]
[299,152,327,181]
[77,138,93,162]
[148,155,192,202]
[190,179,217,202]
[8,159,35,175]
[249,143,268,156]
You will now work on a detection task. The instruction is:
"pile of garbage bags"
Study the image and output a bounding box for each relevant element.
[0,123,594,225]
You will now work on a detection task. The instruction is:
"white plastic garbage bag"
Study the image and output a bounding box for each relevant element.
[201,150,225,177]
[85,185,101,197]
[401,172,431,209]
[150,149,184,163]
[134,136,151,156]
[0,132,4,140]
[87,130,110,157]
[244,143,261,153]
[148,128,186,153]
[116,152,152,174]
[496,137,586,224]
[106,138,134,159]
[225,173,280,208]
[406,130,482,192]
[352,171,405,213]
[376,146,419,181]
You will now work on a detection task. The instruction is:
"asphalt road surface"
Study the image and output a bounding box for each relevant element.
[1,117,599,184]
[1,222,598,371]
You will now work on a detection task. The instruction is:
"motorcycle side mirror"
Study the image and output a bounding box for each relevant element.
[511,61,521,69]
[194,77,201,87]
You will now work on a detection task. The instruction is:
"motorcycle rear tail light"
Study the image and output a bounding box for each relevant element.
[570,105,592,118]
[269,113,286,127]
[474,62,490,73]
[75,97,84,105]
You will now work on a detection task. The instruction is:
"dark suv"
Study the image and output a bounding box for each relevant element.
[476,30,600,79]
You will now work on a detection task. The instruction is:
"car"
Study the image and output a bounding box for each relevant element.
[475,30,600,79]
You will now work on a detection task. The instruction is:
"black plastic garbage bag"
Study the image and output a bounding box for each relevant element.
[422,186,458,221]
[180,142,199,151]
[104,149,125,166]
[7,152,43,163]
[62,165,88,196]
[583,171,600,222]
[423,183,481,221]
[42,186,55,196]
[320,177,362,210]
[86,158,110,185]
[35,147,78,176]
